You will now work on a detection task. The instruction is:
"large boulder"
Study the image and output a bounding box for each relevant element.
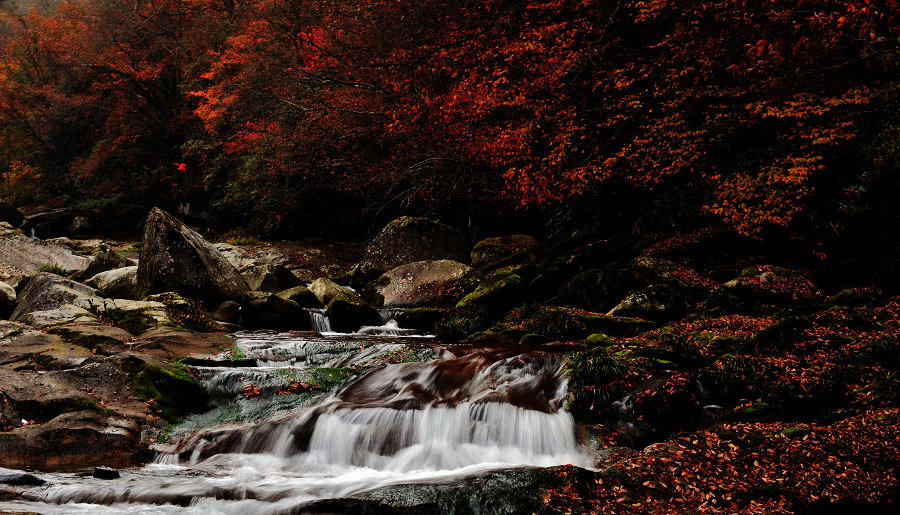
[327,299,381,333]
[85,266,138,299]
[10,272,103,322]
[0,230,90,279]
[471,235,538,271]
[355,217,469,283]
[0,202,24,228]
[70,250,132,282]
[308,277,360,305]
[372,260,473,307]
[241,263,301,293]
[136,208,250,304]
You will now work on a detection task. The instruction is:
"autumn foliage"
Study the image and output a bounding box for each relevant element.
[0,0,898,237]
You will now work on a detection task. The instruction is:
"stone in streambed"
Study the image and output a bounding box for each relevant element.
[242,295,311,331]
[327,299,381,333]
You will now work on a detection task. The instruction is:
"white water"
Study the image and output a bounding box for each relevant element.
[0,333,588,514]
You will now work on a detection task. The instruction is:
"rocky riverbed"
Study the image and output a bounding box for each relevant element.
[0,206,896,513]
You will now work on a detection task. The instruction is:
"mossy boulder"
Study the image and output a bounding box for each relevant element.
[455,268,525,312]
[470,234,538,271]
[136,208,250,304]
[585,333,615,347]
[128,363,208,421]
[327,298,382,333]
[355,216,469,284]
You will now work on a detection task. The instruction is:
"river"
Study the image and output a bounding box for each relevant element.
[0,314,590,514]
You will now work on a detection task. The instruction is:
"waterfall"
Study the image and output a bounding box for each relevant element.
[306,308,332,333]
[0,337,588,514]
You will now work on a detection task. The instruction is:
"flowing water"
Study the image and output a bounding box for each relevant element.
[0,318,589,514]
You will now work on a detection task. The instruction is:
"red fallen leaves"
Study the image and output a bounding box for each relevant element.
[241,383,260,399]
[542,408,900,513]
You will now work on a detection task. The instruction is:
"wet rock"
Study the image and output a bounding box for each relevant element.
[327,299,381,333]
[0,230,91,278]
[471,234,538,271]
[10,272,103,322]
[309,277,360,305]
[85,266,138,299]
[276,285,323,309]
[70,251,132,282]
[355,217,469,283]
[242,295,311,331]
[373,260,473,308]
[241,263,301,293]
[136,208,250,304]
[607,284,689,323]
[0,202,24,228]
[0,410,149,471]
[0,471,45,486]
[93,467,120,480]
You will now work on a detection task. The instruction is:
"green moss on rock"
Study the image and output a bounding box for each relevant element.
[128,363,209,421]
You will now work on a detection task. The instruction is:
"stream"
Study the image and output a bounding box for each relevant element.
[0,312,590,514]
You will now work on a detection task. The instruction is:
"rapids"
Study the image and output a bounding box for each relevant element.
[0,327,589,514]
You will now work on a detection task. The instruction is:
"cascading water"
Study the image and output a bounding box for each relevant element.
[306,308,332,333]
[0,332,589,514]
